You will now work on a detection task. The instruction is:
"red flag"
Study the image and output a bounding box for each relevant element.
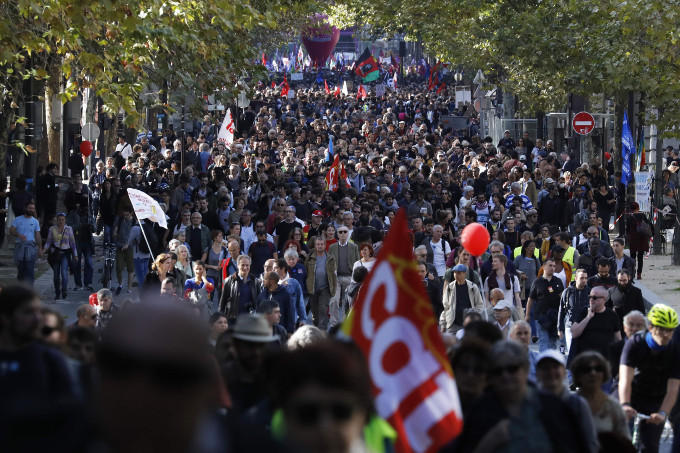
[357,84,367,100]
[334,84,341,97]
[324,79,330,94]
[280,74,289,97]
[428,60,441,89]
[271,81,275,88]
[341,208,463,453]
[261,52,267,66]
[436,82,446,94]
[393,72,398,90]
[325,154,341,192]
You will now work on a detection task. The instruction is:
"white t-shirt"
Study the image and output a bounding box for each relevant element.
[430,239,451,277]
[484,273,521,306]
[116,142,133,159]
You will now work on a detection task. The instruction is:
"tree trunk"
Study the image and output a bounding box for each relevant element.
[0,97,14,190]
[45,61,61,166]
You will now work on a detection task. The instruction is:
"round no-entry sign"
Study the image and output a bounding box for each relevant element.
[572,111,595,135]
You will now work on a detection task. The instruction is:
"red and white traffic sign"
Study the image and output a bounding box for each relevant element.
[572,111,595,135]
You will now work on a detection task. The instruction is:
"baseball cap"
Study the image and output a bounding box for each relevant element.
[452,264,467,272]
[536,349,566,367]
[544,178,555,185]
[312,210,323,217]
[493,299,513,311]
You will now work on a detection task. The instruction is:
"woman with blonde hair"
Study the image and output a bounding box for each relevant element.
[175,244,193,285]
[142,253,173,295]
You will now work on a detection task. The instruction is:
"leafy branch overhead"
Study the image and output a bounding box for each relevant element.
[0,0,320,126]
[328,0,680,135]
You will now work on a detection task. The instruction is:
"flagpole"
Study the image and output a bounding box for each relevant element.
[133,215,156,263]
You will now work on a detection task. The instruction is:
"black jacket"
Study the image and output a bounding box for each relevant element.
[219,274,261,321]
[608,284,645,328]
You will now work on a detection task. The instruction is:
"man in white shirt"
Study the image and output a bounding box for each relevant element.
[115,135,133,160]
[429,224,451,277]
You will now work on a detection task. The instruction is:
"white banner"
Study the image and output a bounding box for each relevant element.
[375,84,386,97]
[635,171,652,213]
[217,108,234,146]
[127,188,168,229]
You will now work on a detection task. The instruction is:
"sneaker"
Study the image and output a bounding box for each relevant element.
[55,294,61,301]
[115,286,122,296]
[636,273,642,280]
[73,286,83,291]
[85,286,95,292]
[62,292,67,300]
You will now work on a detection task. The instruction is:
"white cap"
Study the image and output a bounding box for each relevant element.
[493,299,513,311]
[536,349,566,367]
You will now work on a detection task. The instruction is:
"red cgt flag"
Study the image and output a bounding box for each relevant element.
[341,208,463,453]
[325,154,341,192]
[357,84,367,100]
[280,74,289,97]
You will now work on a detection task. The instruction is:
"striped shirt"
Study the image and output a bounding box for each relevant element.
[504,193,533,210]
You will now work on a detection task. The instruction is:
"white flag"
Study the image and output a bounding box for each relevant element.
[126,188,168,229]
[217,108,234,146]
[342,80,348,96]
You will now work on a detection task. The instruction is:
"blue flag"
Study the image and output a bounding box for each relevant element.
[316,71,323,84]
[621,111,634,186]
[326,134,334,162]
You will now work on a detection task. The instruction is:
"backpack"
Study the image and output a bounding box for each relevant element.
[636,219,652,238]
[139,222,161,255]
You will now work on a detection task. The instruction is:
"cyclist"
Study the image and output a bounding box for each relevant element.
[619,303,680,452]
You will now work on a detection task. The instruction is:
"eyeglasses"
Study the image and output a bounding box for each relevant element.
[577,365,605,374]
[338,231,349,234]
[288,401,356,425]
[588,295,604,300]
[42,325,58,336]
[490,363,522,376]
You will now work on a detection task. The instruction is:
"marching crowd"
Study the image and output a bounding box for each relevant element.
[3,76,680,453]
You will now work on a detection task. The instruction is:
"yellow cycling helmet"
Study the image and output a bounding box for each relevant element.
[647,304,679,329]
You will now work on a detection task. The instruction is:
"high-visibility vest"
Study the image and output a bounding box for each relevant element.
[563,246,576,268]
[513,246,540,259]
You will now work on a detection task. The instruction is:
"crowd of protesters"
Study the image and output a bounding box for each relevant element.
[3,71,680,452]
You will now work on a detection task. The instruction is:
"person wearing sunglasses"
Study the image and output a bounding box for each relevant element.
[271,342,388,453]
[41,307,66,347]
[567,286,621,366]
[457,341,589,452]
[570,351,630,441]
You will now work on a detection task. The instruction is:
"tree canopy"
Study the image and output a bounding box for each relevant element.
[329,0,680,135]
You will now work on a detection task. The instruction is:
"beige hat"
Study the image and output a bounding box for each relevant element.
[232,314,279,343]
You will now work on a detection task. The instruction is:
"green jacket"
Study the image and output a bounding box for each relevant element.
[328,241,360,277]
[305,251,337,295]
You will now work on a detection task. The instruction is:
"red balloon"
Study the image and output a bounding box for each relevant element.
[80,140,93,157]
[460,223,490,257]
[89,292,98,306]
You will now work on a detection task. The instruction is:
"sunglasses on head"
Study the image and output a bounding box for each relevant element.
[288,400,356,426]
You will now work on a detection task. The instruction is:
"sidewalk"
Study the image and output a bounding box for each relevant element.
[636,254,680,311]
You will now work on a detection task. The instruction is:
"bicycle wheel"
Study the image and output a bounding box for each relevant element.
[102,262,111,289]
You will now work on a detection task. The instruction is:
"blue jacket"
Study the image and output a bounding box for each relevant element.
[257,285,295,333]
